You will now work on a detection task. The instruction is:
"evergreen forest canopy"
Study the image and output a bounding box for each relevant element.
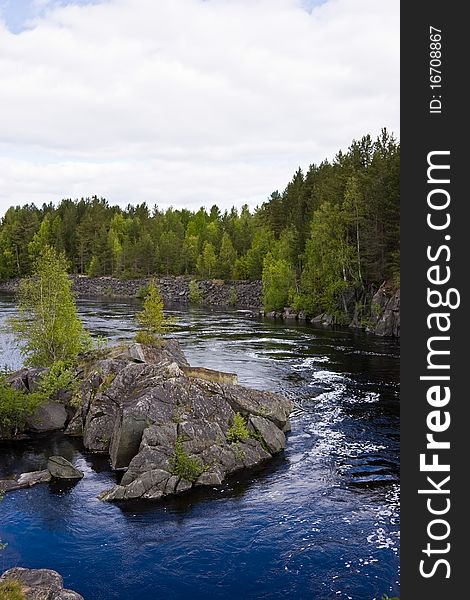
[0,130,399,318]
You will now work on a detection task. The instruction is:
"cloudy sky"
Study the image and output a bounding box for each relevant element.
[0,0,399,215]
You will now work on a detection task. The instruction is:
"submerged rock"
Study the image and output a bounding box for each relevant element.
[47,456,84,479]
[0,567,84,599]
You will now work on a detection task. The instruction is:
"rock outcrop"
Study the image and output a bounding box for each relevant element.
[370,283,400,337]
[76,341,291,501]
[67,340,292,501]
[2,340,292,501]
[0,568,84,599]
[1,275,263,308]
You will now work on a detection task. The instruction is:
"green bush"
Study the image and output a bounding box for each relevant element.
[8,246,90,367]
[228,286,238,307]
[0,362,79,433]
[226,412,250,443]
[135,284,150,299]
[170,437,203,482]
[0,376,41,431]
[188,279,203,304]
[135,281,175,346]
[0,579,25,600]
[37,360,78,398]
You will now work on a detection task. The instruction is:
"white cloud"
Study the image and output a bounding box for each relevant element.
[0,0,399,214]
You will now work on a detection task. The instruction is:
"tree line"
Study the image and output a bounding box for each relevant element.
[0,129,399,318]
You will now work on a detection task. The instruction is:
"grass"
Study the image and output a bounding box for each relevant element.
[0,579,25,600]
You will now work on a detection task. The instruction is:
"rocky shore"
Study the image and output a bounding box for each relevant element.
[0,568,84,599]
[0,275,262,309]
[1,340,292,501]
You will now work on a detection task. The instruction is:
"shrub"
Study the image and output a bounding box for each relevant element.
[0,362,80,433]
[37,360,78,399]
[226,412,250,443]
[188,279,203,304]
[170,437,203,482]
[135,284,150,299]
[0,376,42,431]
[0,579,25,600]
[228,286,238,307]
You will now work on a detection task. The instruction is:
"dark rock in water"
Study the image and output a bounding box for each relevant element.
[25,402,68,433]
[47,456,84,479]
[0,470,51,493]
[0,567,84,599]
[311,313,335,327]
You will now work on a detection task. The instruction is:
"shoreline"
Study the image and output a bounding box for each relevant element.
[0,275,400,337]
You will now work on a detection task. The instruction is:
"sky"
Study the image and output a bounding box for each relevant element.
[0,0,399,214]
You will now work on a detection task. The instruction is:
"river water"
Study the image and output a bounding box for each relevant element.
[0,294,400,600]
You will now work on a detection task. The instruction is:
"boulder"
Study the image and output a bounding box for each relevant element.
[47,456,84,480]
[0,568,84,600]
[25,402,68,433]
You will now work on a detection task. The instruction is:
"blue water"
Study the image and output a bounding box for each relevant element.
[0,295,400,599]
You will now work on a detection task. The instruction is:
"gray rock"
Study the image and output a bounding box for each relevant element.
[311,313,335,326]
[250,415,286,454]
[3,340,292,502]
[0,567,84,600]
[96,351,291,500]
[0,470,51,493]
[47,456,84,480]
[64,409,83,436]
[371,284,400,337]
[25,402,68,432]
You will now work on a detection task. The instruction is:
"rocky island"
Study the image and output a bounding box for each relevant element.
[1,341,292,501]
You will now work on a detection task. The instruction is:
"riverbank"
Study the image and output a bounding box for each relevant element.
[0,276,400,337]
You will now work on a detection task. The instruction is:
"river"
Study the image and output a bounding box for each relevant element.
[0,293,400,600]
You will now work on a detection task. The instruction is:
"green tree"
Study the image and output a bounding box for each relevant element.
[197,241,217,278]
[262,252,296,311]
[135,281,175,345]
[218,232,237,279]
[8,246,88,366]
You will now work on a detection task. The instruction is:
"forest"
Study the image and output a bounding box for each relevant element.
[0,130,399,320]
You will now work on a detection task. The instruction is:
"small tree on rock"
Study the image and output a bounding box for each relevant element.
[135,281,175,345]
[9,245,89,367]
